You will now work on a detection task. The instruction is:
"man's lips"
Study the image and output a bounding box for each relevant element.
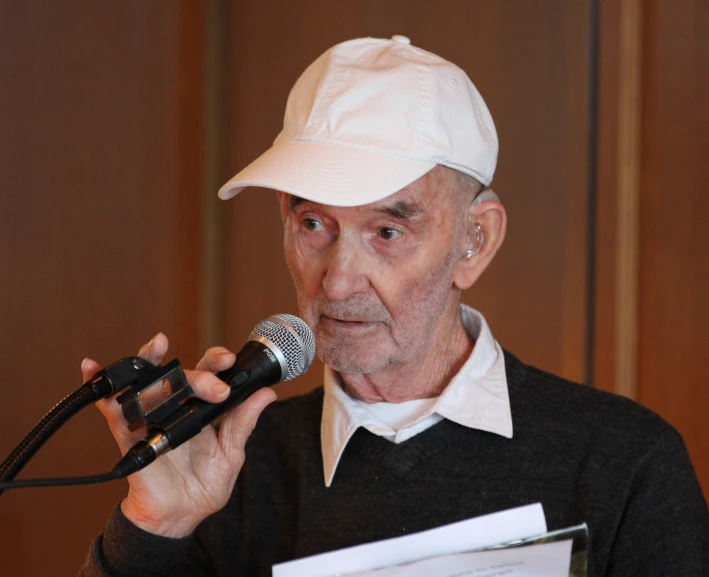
[320,315,381,330]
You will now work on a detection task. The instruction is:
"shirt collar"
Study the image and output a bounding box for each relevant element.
[320,305,513,487]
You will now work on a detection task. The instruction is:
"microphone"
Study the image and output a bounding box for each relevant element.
[118,314,315,474]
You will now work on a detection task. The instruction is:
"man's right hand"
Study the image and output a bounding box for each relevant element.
[81,333,277,538]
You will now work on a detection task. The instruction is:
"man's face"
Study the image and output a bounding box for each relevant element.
[279,168,470,376]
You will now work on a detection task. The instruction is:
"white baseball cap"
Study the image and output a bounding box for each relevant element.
[218,35,498,207]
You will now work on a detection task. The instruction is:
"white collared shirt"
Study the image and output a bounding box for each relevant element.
[320,305,513,487]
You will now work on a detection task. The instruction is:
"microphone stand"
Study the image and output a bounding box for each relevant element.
[0,356,189,496]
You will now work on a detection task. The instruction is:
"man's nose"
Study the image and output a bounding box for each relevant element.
[321,237,370,301]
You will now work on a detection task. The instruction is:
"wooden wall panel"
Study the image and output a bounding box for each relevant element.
[594,0,709,496]
[593,0,621,395]
[9,1,707,573]
[636,0,709,494]
[221,0,593,398]
[0,2,204,575]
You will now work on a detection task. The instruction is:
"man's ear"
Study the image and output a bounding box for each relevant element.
[451,198,507,290]
[276,191,288,223]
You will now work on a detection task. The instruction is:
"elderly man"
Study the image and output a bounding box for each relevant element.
[81,37,709,576]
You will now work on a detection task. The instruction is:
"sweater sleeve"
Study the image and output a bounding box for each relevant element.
[604,428,709,576]
[78,502,213,577]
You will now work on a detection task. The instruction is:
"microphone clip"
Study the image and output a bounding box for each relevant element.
[114,358,193,428]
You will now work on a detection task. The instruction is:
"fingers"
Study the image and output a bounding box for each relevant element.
[138,332,169,366]
[187,346,237,403]
[196,347,235,373]
[84,335,256,454]
[82,357,127,437]
[218,387,277,469]
[81,357,102,383]
[86,332,170,454]
[184,368,231,403]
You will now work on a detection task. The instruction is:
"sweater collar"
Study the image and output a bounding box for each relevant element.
[320,305,513,487]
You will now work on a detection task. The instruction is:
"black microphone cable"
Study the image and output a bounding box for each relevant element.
[0,456,142,491]
[0,356,157,496]
[0,314,316,494]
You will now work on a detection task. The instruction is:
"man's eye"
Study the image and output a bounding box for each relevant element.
[302,218,324,232]
[379,227,403,241]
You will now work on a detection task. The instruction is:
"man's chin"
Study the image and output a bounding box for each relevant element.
[323,356,390,375]
[317,339,391,375]
[313,319,393,373]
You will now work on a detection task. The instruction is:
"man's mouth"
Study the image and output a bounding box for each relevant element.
[320,315,380,330]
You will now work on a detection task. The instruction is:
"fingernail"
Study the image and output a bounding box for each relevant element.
[212,382,230,397]
[81,358,90,370]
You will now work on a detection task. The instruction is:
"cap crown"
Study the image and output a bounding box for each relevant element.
[276,36,498,185]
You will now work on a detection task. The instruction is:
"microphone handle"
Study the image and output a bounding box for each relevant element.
[153,341,281,451]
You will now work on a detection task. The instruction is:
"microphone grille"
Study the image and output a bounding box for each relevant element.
[249,314,316,382]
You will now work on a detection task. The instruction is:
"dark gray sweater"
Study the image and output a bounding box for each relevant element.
[81,351,709,577]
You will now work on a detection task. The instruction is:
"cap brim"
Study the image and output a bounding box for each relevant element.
[218,140,437,207]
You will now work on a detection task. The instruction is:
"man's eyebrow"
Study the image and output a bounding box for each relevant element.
[288,195,423,220]
[376,200,423,220]
[288,195,306,209]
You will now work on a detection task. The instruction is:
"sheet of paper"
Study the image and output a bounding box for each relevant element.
[344,539,573,577]
[273,503,547,577]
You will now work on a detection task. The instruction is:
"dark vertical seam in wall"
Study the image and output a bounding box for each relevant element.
[200,0,226,353]
[584,0,600,386]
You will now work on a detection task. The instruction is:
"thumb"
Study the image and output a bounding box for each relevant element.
[218,387,277,473]
[81,357,102,382]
